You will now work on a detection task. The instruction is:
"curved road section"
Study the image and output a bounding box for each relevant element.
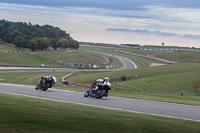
[0,83,200,122]
[79,48,137,70]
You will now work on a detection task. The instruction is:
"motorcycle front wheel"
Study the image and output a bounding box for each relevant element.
[84,91,89,97]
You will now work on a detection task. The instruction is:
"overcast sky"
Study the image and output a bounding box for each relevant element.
[0,0,200,47]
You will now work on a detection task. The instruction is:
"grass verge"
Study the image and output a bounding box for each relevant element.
[0,93,200,133]
[0,72,88,92]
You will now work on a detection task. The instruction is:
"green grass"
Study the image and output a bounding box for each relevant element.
[122,71,200,92]
[110,90,200,106]
[0,43,65,67]
[1,93,200,133]
[70,63,200,91]
[0,53,64,67]
[157,50,200,62]
[35,49,107,64]
[0,44,23,52]
[0,72,88,92]
[119,47,200,63]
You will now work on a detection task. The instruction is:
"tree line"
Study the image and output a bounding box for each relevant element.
[0,19,79,51]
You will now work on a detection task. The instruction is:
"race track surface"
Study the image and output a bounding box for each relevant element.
[1,83,200,122]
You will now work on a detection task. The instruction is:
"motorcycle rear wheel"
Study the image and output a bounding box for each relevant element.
[96,89,106,99]
[42,83,50,91]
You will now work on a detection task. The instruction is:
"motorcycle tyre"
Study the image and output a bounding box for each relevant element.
[42,83,50,91]
[96,89,106,99]
[35,86,38,90]
[84,91,89,97]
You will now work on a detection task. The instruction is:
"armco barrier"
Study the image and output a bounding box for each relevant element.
[62,72,75,85]
[61,72,90,88]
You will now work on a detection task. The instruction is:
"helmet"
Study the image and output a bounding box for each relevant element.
[104,77,109,81]
[52,75,57,82]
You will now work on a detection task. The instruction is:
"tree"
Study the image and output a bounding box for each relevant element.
[27,39,37,51]
[13,36,24,47]
[9,30,22,42]
[49,38,58,49]
[41,37,50,49]
[58,38,69,48]
[0,19,79,50]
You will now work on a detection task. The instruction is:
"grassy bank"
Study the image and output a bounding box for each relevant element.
[119,47,200,63]
[0,71,88,92]
[0,53,65,67]
[35,49,107,65]
[0,44,65,67]
[1,93,200,133]
[69,63,200,92]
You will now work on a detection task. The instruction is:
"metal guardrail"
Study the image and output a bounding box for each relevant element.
[61,72,75,85]
[61,72,90,88]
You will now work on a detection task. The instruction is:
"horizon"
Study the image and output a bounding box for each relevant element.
[0,0,200,48]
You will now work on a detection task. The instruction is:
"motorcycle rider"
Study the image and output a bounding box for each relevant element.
[35,75,57,90]
[84,77,111,98]
[92,77,111,91]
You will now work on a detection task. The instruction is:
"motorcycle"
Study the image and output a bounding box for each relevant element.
[35,76,56,91]
[84,82,111,99]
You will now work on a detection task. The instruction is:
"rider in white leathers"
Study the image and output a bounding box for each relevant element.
[93,77,111,91]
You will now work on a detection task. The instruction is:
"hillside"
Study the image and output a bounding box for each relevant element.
[0,19,79,51]
[0,43,110,68]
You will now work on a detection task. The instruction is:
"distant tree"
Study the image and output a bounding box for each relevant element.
[20,38,28,48]
[41,37,50,49]
[0,19,79,50]
[27,39,37,51]
[13,36,24,47]
[49,38,58,49]
[58,38,69,48]
[9,30,22,42]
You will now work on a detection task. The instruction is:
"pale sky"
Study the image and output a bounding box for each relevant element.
[0,0,200,47]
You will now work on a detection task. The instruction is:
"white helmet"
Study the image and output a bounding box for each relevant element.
[52,75,57,82]
[104,77,109,81]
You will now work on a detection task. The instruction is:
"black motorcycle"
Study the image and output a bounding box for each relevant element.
[84,82,111,99]
[35,76,56,91]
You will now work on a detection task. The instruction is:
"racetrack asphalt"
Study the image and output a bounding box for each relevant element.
[0,83,200,122]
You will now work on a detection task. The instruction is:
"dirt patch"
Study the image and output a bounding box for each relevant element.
[0,79,4,81]
[150,63,167,67]
[147,53,160,57]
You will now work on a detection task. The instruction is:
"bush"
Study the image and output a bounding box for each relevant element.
[120,76,127,81]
